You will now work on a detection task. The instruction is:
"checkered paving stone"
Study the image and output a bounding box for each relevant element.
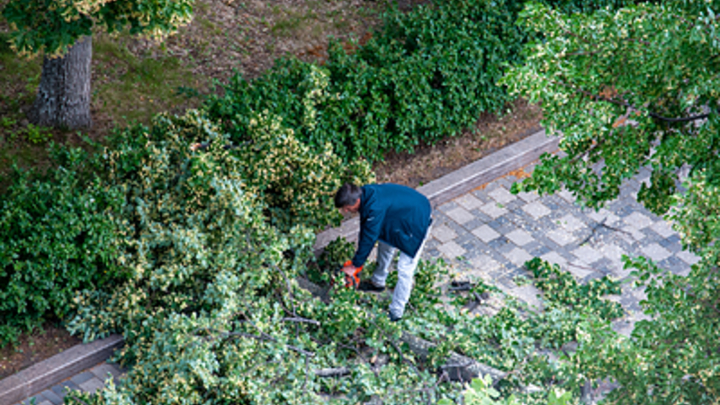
[455,194,485,210]
[16,363,126,405]
[479,202,508,219]
[421,178,698,336]
[446,206,476,224]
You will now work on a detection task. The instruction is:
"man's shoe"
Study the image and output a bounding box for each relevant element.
[389,313,402,323]
[358,280,385,293]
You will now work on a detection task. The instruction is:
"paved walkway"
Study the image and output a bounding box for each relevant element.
[16,164,697,404]
[16,362,125,405]
[421,163,697,336]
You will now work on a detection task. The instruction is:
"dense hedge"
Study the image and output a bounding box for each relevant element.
[0,148,127,345]
[205,0,639,163]
[0,109,372,346]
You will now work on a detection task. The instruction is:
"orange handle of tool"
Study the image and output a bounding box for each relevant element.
[343,260,362,288]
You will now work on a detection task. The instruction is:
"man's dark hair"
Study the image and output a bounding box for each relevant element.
[335,183,362,208]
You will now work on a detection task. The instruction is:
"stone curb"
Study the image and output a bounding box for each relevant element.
[3,129,558,404]
[0,334,123,405]
[314,129,558,251]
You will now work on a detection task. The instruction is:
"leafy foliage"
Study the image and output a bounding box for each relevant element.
[0,0,659,399]
[439,374,572,405]
[2,0,193,58]
[526,257,623,319]
[423,257,623,396]
[504,1,720,403]
[206,0,636,163]
[313,236,356,285]
[504,0,720,215]
[63,109,464,404]
[50,106,631,404]
[0,146,126,345]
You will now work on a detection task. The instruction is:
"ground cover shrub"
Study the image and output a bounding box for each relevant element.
[0,105,371,348]
[205,0,640,163]
[0,146,126,346]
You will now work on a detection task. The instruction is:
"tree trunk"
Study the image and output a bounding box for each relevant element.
[28,35,93,129]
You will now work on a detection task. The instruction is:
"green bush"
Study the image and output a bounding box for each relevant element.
[207,0,524,163]
[0,146,126,345]
[0,107,373,348]
[206,0,640,163]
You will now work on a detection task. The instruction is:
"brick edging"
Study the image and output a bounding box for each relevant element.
[0,334,123,405]
[0,129,559,403]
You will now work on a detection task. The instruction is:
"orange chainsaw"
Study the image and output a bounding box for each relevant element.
[338,260,362,288]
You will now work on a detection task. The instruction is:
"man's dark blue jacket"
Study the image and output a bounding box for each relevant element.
[352,184,432,268]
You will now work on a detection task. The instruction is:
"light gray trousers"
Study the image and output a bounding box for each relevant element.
[370,225,432,319]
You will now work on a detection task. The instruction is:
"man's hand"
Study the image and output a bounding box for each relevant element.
[190,143,202,151]
[341,264,358,278]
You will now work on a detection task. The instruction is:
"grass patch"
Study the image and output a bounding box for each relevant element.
[0,31,207,173]
[0,32,45,170]
[271,6,320,37]
[92,35,206,129]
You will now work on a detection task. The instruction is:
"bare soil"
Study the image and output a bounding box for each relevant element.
[0,0,542,378]
[376,98,542,187]
[0,324,82,380]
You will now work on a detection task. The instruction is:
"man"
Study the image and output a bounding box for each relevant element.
[335,183,433,322]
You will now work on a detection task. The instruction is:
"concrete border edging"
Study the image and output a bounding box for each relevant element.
[1,128,559,404]
[314,130,558,250]
[0,334,123,405]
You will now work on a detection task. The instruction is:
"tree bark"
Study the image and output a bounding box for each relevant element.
[29,35,93,129]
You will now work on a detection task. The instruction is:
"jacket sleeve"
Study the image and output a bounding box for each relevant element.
[352,207,385,268]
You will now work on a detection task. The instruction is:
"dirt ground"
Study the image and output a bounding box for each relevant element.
[0,324,82,380]
[375,99,542,187]
[0,0,542,378]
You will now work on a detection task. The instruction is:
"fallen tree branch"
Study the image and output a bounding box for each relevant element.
[225,331,315,357]
[314,367,351,378]
[282,316,321,325]
[554,80,715,123]
[296,278,507,383]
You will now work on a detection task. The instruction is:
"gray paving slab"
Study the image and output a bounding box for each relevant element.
[437,240,467,260]
[50,381,80,400]
[455,194,485,210]
[461,218,486,232]
[418,160,698,351]
[79,377,105,394]
[488,187,517,204]
[70,371,95,386]
[504,229,535,246]
[90,362,124,382]
[676,250,700,266]
[471,224,500,243]
[471,189,493,204]
[438,201,459,213]
[446,206,476,224]
[432,224,458,243]
[522,201,552,219]
[479,202,508,219]
[516,190,540,203]
[39,390,62,405]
